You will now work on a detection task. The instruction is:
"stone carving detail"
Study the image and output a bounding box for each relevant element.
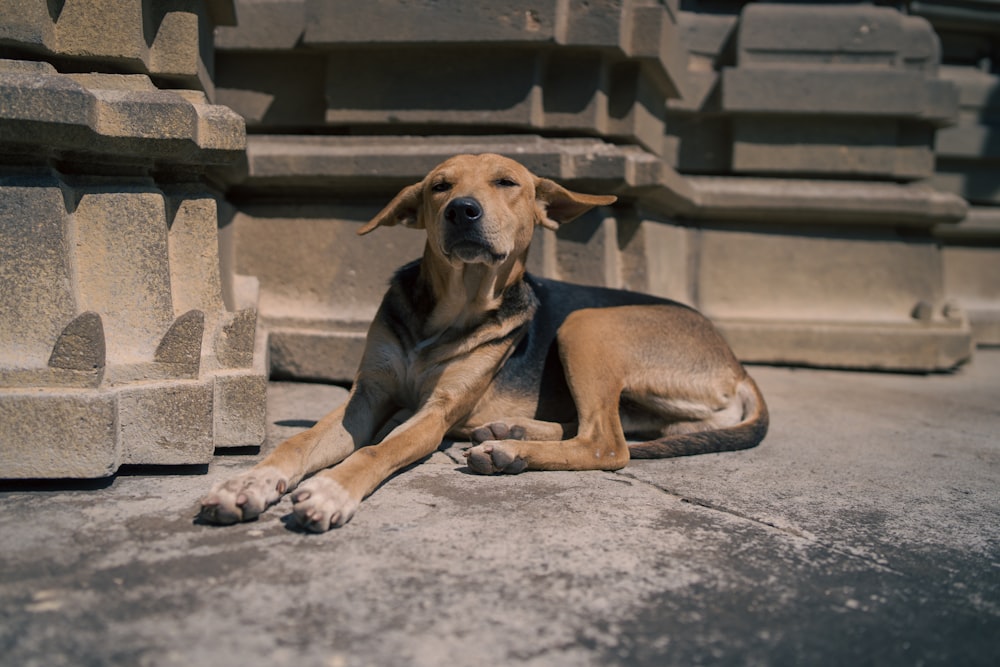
[0,1,266,479]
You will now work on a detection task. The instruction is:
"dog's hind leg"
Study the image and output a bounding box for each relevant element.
[466,309,632,474]
[464,303,764,474]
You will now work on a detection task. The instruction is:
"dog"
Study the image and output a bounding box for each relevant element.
[199,153,768,532]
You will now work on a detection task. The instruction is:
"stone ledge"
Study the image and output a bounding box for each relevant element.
[265,316,976,383]
[0,60,245,167]
[230,134,697,214]
[717,318,973,372]
[0,370,265,478]
[215,0,306,50]
[937,207,1000,346]
[667,3,958,181]
[268,328,364,383]
[0,0,234,92]
[721,68,957,125]
[931,66,1000,204]
[215,1,684,147]
[685,176,967,227]
[738,3,940,68]
[299,0,684,88]
[934,206,1000,242]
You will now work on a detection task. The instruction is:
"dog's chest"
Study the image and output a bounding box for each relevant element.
[394,329,457,406]
[395,321,514,410]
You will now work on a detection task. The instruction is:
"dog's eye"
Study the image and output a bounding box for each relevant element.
[495,178,519,188]
[431,182,452,193]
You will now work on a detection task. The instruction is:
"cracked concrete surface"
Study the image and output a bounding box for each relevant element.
[1,354,998,666]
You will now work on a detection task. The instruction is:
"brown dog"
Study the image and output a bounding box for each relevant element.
[199,154,768,532]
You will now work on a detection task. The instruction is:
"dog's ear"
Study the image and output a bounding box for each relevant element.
[357,182,424,235]
[535,178,617,230]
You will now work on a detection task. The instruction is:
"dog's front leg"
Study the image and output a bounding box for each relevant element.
[290,407,452,532]
[199,384,395,525]
[289,349,506,532]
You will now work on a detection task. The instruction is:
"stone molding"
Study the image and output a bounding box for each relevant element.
[0,0,237,94]
[913,1,1000,345]
[0,171,267,477]
[668,3,958,181]
[0,1,265,479]
[0,60,244,172]
[216,0,685,155]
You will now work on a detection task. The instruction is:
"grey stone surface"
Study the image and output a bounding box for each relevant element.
[0,1,266,477]
[922,9,1000,348]
[730,116,936,180]
[717,319,972,372]
[694,221,973,371]
[304,0,561,45]
[1,353,998,665]
[668,3,958,181]
[933,66,1000,205]
[685,175,967,227]
[233,134,691,207]
[215,0,306,50]
[715,4,956,181]
[0,0,235,93]
[0,61,245,166]
[937,208,1000,346]
[0,388,118,478]
[0,176,270,475]
[737,3,939,69]
[216,0,684,152]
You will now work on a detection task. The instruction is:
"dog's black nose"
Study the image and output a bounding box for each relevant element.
[444,197,483,224]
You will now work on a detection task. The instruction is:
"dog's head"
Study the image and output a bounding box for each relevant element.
[358,154,617,267]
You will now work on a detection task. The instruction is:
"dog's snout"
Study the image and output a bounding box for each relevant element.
[444,197,483,225]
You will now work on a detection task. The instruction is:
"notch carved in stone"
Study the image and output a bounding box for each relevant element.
[48,311,106,376]
[155,309,205,377]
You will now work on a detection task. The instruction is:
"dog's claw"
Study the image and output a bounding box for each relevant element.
[466,440,527,475]
[199,496,237,525]
[471,422,526,445]
[198,466,288,525]
[291,476,359,533]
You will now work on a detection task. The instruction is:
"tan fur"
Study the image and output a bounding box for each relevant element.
[199,154,767,532]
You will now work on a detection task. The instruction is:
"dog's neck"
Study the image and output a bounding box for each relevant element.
[419,245,525,334]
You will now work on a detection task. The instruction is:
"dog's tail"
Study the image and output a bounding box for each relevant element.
[628,375,769,459]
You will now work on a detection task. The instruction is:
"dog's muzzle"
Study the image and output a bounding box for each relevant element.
[442,197,507,264]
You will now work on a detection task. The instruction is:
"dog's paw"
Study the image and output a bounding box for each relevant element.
[291,476,359,533]
[470,422,526,445]
[464,441,527,475]
[199,466,288,524]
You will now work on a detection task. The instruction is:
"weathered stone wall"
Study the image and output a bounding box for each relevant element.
[665,2,973,369]
[215,0,992,379]
[4,0,999,478]
[0,1,267,478]
[913,0,1000,345]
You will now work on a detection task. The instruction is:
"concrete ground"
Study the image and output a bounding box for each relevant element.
[1,353,998,667]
